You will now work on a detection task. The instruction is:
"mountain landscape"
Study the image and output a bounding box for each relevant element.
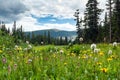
[25,29,77,38]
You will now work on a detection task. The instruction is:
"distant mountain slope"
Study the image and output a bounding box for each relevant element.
[25,29,77,38]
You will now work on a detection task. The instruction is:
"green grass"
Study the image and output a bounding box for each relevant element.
[0,43,120,80]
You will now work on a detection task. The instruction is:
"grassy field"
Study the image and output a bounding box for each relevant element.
[0,43,120,80]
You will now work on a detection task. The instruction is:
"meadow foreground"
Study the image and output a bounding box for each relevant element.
[0,44,120,80]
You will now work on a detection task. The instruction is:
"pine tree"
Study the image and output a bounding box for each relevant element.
[103,12,109,42]
[65,36,68,45]
[112,0,120,41]
[48,31,51,44]
[74,9,83,43]
[85,0,102,43]
[106,0,114,42]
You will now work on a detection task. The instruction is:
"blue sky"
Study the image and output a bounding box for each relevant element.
[0,0,106,32]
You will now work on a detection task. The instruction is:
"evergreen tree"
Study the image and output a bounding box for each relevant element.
[65,36,68,45]
[48,31,51,44]
[106,0,114,42]
[85,0,102,43]
[74,9,83,43]
[112,0,120,41]
[103,12,109,42]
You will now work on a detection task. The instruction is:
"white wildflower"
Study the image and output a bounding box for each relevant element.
[23,48,28,51]
[108,50,112,55]
[26,41,29,44]
[28,59,32,63]
[79,37,83,42]
[60,49,64,54]
[15,45,18,49]
[94,48,100,53]
[41,42,44,45]
[90,43,96,50]
[113,42,117,47]
[28,45,32,49]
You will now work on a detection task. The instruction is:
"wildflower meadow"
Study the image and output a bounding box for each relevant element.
[0,32,120,79]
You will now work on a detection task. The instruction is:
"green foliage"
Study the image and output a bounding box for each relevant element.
[0,30,15,48]
[0,44,120,79]
[70,45,81,55]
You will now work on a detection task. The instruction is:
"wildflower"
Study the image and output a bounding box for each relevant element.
[64,62,67,66]
[23,48,28,51]
[78,56,80,59]
[110,55,116,59]
[89,54,92,57]
[41,42,44,45]
[71,53,76,57]
[2,58,7,64]
[50,50,53,53]
[15,45,18,49]
[14,64,17,70]
[53,54,56,58]
[113,42,117,47]
[28,59,32,64]
[67,53,70,56]
[8,65,11,73]
[60,49,64,54]
[26,41,29,44]
[0,50,3,53]
[82,54,88,59]
[94,48,100,53]
[90,43,96,50]
[100,68,108,73]
[94,57,98,62]
[108,50,112,55]
[107,58,113,61]
[28,45,32,50]
[18,47,22,51]
[99,52,104,56]
[79,37,83,42]
[96,62,102,65]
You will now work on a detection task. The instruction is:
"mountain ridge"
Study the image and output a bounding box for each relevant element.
[25,29,77,38]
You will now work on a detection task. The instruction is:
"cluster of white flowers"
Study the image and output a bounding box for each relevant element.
[28,59,32,64]
[113,42,117,47]
[79,37,83,42]
[108,50,112,55]
[15,45,18,49]
[23,44,32,52]
[90,43,100,53]
[60,49,64,54]
[41,42,44,45]
[94,48,100,53]
[28,44,32,50]
[26,41,29,44]
[90,43,96,50]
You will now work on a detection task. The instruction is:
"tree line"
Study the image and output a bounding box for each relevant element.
[0,21,69,45]
[75,0,120,43]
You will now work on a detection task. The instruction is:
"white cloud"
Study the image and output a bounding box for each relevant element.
[6,16,76,32]
[5,0,106,31]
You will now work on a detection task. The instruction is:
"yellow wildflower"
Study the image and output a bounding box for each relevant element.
[107,58,113,61]
[89,54,92,57]
[99,52,104,56]
[0,50,3,53]
[67,53,70,56]
[64,62,67,65]
[110,55,116,59]
[53,54,56,58]
[78,56,80,59]
[82,55,87,59]
[96,62,102,65]
[71,53,76,57]
[100,68,108,73]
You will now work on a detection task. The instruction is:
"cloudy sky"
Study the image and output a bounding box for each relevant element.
[0,0,106,32]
